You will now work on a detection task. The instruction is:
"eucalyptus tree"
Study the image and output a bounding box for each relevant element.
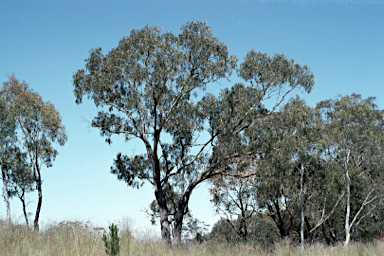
[236,98,312,240]
[73,21,314,244]
[277,97,323,249]
[0,91,16,224]
[1,75,67,230]
[209,158,258,242]
[317,94,384,246]
[243,97,343,245]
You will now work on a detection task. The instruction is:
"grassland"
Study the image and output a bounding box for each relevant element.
[1,219,383,256]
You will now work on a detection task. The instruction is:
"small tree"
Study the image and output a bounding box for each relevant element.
[102,223,120,255]
[1,74,68,230]
[209,158,258,242]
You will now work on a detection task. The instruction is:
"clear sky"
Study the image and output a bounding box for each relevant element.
[1,0,383,234]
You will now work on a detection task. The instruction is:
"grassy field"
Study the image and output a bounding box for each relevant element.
[1,219,383,256]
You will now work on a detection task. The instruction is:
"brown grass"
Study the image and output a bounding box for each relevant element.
[1,219,383,256]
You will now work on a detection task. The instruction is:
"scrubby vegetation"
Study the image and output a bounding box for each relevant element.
[1,219,384,256]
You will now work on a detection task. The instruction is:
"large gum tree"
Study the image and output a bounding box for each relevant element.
[73,21,314,244]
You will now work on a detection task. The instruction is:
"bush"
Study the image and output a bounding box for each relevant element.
[102,223,120,255]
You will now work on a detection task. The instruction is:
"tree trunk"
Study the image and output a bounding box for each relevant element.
[154,180,171,244]
[344,151,351,246]
[173,212,184,245]
[19,190,29,226]
[270,200,288,238]
[159,204,171,244]
[155,182,171,244]
[344,169,351,246]
[34,173,42,231]
[300,165,305,250]
[173,187,195,245]
[239,212,248,241]
[2,169,11,224]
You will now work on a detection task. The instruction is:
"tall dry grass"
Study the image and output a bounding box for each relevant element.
[1,219,383,256]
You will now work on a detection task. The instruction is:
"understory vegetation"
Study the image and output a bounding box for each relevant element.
[1,219,384,256]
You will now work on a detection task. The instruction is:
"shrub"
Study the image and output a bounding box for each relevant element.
[102,223,120,255]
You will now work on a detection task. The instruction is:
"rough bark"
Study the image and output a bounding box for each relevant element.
[173,208,184,245]
[154,165,171,244]
[154,179,171,244]
[159,204,171,244]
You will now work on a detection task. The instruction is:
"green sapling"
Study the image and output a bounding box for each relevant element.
[102,223,120,255]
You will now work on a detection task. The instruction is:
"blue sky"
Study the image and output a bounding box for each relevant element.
[1,0,383,233]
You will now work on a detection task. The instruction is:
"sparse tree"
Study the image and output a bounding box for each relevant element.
[1,75,67,230]
[209,158,258,242]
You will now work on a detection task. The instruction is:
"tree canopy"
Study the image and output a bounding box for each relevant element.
[73,21,314,244]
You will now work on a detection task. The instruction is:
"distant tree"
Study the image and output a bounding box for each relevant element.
[209,218,239,243]
[73,21,314,244]
[208,214,280,247]
[0,90,16,224]
[209,157,258,242]
[1,75,67,230]
[244,97,341,245]
[317,94,384,246]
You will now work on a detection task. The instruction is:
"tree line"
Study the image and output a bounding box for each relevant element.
[208,94,384,247]
[2,21,383,247]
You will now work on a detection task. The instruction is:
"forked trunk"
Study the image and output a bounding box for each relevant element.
[2,169,11,224]
[20,193,29,226]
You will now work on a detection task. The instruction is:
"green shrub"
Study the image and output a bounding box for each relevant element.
[102,223,120,255]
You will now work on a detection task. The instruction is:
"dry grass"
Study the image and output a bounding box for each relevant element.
[1,219,383,256]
